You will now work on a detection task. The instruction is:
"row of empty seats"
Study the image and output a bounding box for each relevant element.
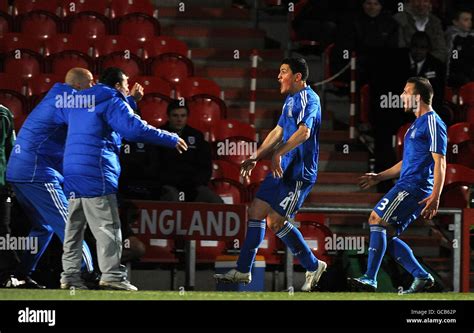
[0,47,193,81]
[0,33,189,59]
[0,73,225,128]
[1,11,161,41]
[1,0,158,18]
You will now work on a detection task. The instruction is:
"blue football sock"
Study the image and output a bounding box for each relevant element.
[236,219,266,273]
[388,237,429,278]
[365,225,387,280]
[276,221,318,272]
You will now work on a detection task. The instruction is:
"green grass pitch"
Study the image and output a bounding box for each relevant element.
[0,290,473,301]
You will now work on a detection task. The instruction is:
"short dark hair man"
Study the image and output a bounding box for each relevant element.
[157,99,222,203]
[350,77,447,293]
[215,57,327,292]
[60,67,187,291]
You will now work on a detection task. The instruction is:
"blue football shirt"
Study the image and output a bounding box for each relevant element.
[398,110,447,195]
[276,86,321,183]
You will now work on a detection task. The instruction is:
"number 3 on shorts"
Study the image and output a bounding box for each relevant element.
[377,198,389,211]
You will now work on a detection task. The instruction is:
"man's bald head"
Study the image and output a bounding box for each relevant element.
[65,68,94,91]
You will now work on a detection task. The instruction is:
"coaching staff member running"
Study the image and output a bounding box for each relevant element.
[60,68,187,291]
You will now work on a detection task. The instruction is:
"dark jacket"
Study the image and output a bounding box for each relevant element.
[157,123,212,188]
[63,84,178,198]
[0,105,14,188]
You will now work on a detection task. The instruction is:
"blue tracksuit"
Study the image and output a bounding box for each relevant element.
[6,83,94,276]
[63,84,178,198]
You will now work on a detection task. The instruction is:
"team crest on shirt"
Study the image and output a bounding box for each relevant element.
[188,136,195,145]
[287,98,294,117]
[136,143,145,149]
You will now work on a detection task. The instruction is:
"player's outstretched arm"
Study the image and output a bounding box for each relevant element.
[271,124,310,178]
[105,97,185,151]
[241,125,283,178]
[359,160,403,189]
[418,153,446,219]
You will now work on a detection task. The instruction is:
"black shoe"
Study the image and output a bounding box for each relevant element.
[402,274,434,294]
[3,275,46,289]
[82,271,101,290]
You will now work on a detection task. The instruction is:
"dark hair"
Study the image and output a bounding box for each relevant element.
[407,77,434,105]
[167,98,189,115]
[409,31,431,49]
[452,7,472,21]
[99,67,126,88]
[281,57,309,81]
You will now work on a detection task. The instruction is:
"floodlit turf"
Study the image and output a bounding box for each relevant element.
[0,289,473,301]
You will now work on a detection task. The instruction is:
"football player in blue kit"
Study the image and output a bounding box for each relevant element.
[214,57,327,292]
[349,77,447,293]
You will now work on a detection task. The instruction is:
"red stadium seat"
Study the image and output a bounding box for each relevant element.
[0,33,43,54]
[0,90,28,131]
[441,164,474,209]
[138,93,171,128]
[0,11,11,34]
[109,0,157,19]
[295,221,333,265]
[289,0,321,49]
[99,52,143,79]
[258,232,284,265]
[14,0,61,16]
[93,35,140,59]
[0,1,12,14]
[149,54,194,84]
[187,96,226,134]
[61,0,109,17]
[47,50,94,77]
[448,122,474,168]
[215,138,256,167]
[0,74,27,94]
[210,119,257,142]
[20,11,59,39]
[42,33,93,57]
[140,36,188,59]
[395,122,412,161]
[26,74,64,96]
[68,12,109,39]
[209,179,246,204]
[211,160,241,183]
[140,238,179,264]
[131,76,173,97]
[459,82,474,106]
[243,160,271,186]
[117,13,159,42]
[2,49,42,79]
[196,240,229,264]
[175,77,221,99]
[444,86,456,104]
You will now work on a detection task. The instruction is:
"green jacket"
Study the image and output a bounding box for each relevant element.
[0,104,15,188]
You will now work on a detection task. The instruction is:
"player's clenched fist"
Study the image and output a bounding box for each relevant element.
[175,137,188,154]
[131,82,144,102]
